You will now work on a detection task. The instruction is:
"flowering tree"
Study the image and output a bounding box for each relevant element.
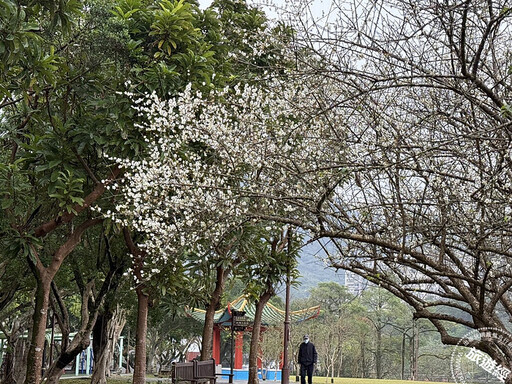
[109,79,337,384]
[113,1,512,382]
[110,80,337,259]
[0,0,228,382]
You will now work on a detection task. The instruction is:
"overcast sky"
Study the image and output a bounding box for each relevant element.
[197,0,212,8]
[197,0,333,25]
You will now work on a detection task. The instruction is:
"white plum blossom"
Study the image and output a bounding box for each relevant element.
[107,79,343,266]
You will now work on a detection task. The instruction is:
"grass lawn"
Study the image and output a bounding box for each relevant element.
[60,376,452,384]
[309,377,451,384]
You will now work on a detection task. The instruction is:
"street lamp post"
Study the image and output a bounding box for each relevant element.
[230,316,234,384]
[282,228,292,384]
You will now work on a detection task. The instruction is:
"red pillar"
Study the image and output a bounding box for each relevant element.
[234,332,243,369]
[213,326,221,364]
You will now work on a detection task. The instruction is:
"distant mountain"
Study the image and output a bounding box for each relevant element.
[287,241,346,299]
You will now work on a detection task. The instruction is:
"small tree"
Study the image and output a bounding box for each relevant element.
[260,326,284,380]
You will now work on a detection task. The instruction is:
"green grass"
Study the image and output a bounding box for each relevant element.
[60,375,451,384]
[294,377,451,384]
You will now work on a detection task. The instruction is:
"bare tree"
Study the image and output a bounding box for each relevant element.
[266,0,512,378]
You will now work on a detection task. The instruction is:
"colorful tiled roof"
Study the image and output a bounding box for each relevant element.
[187,295,320,327]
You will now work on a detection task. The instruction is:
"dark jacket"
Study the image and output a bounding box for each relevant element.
[298,341,317,366]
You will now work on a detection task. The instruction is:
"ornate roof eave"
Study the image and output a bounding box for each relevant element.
[186,295,320,327]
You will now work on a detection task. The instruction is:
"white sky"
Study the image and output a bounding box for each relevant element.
[197,0,331,20]
[197,0,213,8]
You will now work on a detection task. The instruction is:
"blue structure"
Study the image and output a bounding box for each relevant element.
[220,368,282,381]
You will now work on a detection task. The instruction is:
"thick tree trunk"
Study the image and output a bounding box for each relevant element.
[248,291,272,384]
[43,280,99,384]
[43,332,92,384]
[2,319,29,384]
[133,289,149,384]
[123,228,149,384]
[25,218,102,384]
[91,306,126,384]
[201,266,227,361]
[25,277,51,384]
[91,312,113,384]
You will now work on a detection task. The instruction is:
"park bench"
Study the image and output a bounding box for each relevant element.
[171,359,221,384]
[159,365,175,377]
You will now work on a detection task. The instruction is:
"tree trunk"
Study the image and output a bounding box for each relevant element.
[410,322,419,381]
[146,333,158,374]
[401,332,406,380]
[248,291,273,384]
[412,322,419,381]
[126,328,131,373]
[3,339,15,384]
[25,277,51,384]
[201,266,227,361]
[91,312,113,384]
[375,325,382,379]
[15,321,30,384]
[43,280,99,384]
[360,339,366,378]
[25,218,102,384]
[339,351,343,378]
[44,331,92,384]
[110,311,126,372]
[2,318,29,384]
[123,228,149,384]
[132,288,149,384]
[91,306,126,384]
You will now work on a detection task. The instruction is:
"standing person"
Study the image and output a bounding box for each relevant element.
[298,334,317,384]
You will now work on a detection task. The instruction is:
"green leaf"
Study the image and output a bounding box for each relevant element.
[1,199,13,209]
[48,159,61,168]
[35,164,49,172]
[70,196,84,204]
[27,246,38,266]
[50,170,60,182]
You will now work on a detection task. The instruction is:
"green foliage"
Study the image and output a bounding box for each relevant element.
[0,0,81,99]
[0,0,296,376]
[239,227,300,301]
[502,103,512,118]
[150,0,199,57]
[47,170,85,213]
[309,282,353,316]
[288,284,455,380]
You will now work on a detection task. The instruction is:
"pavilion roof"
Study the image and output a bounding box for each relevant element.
[186,295,320,327]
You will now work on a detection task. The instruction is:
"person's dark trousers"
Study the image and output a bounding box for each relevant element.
[300,364,314,384]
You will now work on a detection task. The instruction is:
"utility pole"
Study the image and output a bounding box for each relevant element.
[230,315,234,384]
[282,228,292,384]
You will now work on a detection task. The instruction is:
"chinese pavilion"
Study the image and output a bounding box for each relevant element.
[187,295,320,371]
